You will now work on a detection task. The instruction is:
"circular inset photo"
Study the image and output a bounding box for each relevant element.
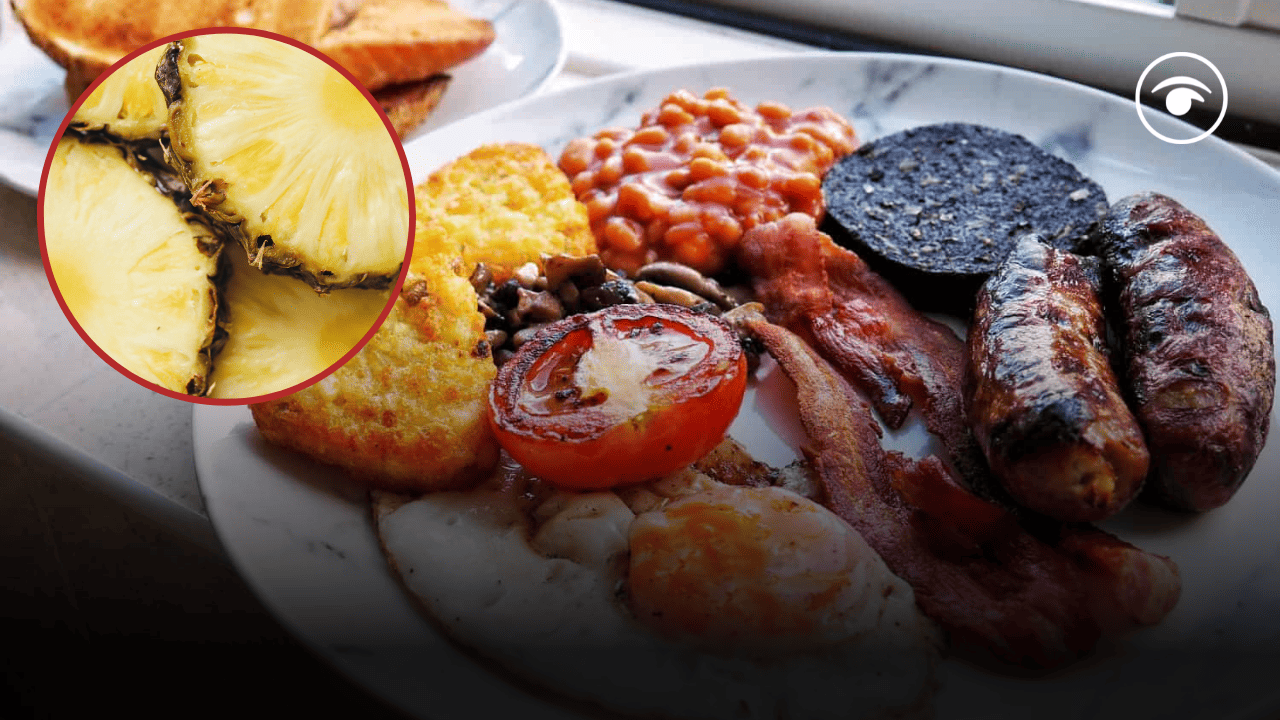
[39,29,414,403]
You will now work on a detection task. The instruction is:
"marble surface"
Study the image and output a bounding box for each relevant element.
[197,53,1280,720]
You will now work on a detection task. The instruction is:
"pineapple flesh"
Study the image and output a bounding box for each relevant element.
[44,136,221,395]
[70,45,170,140]
[159,34,409,291]
[209,246,390,399]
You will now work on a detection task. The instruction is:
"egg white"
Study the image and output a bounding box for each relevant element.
[373,470,940,719]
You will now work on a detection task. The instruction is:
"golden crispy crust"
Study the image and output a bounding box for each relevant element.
[316,0,494,90]
[414,142,596,278]
[251,259,498,492]
[13,0,332,98]
[374,74,450,139]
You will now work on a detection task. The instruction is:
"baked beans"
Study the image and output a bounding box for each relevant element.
[559,88,858,276]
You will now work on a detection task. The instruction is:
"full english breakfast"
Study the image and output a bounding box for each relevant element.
[244,87,1274,714]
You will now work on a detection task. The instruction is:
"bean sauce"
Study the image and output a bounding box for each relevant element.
[559,88,858,276]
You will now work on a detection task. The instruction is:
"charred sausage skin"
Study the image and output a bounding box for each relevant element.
[1090,192,1275,511]
[966,235,1150,522]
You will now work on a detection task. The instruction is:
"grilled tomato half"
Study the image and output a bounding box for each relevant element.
[488,304,747,488]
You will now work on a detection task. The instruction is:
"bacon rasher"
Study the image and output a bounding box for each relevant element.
[734,215,1180,667]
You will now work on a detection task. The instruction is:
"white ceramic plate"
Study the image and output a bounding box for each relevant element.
[194,53,1280,720]
[0,0,565,195]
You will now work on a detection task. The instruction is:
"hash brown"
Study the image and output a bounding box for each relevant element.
[251,257,497,491]
[414,142,596,277]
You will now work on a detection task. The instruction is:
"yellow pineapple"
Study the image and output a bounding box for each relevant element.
[44,136,221,395]
[159,34,409,291]
[70,45,170,140]
[208,247,390,399]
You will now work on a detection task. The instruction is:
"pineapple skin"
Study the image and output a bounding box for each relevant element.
[157,38,410,293]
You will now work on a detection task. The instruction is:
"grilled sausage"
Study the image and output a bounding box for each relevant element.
[1089,193,1275,511]
[966,235,1150,522]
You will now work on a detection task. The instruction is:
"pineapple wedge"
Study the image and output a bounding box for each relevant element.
[159,34,409,291]
[44,136,221,395]
[209,246,390,399]
[71,46,169,140]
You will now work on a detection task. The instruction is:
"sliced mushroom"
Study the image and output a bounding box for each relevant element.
[512,324,548,348]
[635,261,739,310]
[544,254,606,292]
[581,279,641,310]
[468,263,493,294]
[478,297,503,322]
[511,288,565,325]
[557,281,580,309]
[514,262,541,289]
[634,281,711,311]
[720,302,767,331]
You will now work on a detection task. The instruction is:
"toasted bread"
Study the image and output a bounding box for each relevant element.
[316,0,494,90]
[13,0,333,98]
[374,73,450,139]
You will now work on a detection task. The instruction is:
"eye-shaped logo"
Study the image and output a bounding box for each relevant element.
[1151,76,1212,116]
[1135,52,1228,145]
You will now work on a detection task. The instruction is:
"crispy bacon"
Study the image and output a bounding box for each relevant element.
[734,216,1181,667]
[739,214,990,492]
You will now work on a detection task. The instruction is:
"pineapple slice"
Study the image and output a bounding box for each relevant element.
[209,246,390,399]
[44,136,221,395]
[159,34,409,291]
[71,46,169,140]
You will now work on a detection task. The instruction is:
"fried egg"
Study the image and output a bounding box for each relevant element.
[373,469,939,719]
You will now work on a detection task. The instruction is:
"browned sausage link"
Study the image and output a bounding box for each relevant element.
[1091,192,1275,511]
[966,235,1150,522]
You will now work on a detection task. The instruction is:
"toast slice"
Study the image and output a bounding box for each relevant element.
[373,73,451,138]
[316,0,494,90]
[14,0,333,98]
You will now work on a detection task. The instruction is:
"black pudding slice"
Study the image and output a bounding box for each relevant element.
[821,123,1108,313]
